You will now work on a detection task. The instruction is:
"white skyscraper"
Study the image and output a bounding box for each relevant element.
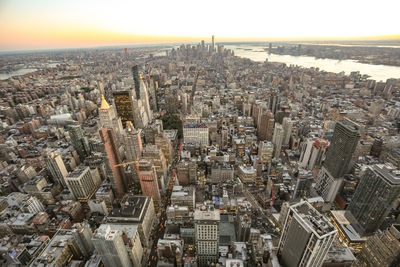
[278,201,337,267]
[65,165,97,201]
[195,205,220,267]
[45,151,68,188]
[272,123,284,159]
[282,117,293,146]
[299,138,314,169]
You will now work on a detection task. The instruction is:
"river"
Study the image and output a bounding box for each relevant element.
[0,63,60,81]
[226,45,400,82]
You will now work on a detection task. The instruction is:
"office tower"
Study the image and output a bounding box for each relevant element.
[177,161,197,185]
[131,65,153,127]
[72,222,95,259]
[282,117,293,146]
[143,119,163,144]
[348,164,400,233]
[123,121,143,161]
[143,144,168,189]
[148,79,158,112]
[258,110,275,141]
[21,195,45,213]
[315,120,360,202]
[112,89,136,128]
[292,169,313,199]
[171,185,195,211]
[98,95,123,138]
[183,124,209,146]
[356,224,400,267]
[106,195,156,247]
[210,163,233,184]
[32,229,90,266]
[67,122,90,161]
[99,127,127,198]
[272,123,284,159]
[324,120,360,178]
[132,65,141,100]
[138,159,161,205]
[92,225,132,267]
[211,35,215,51]
[45,151,68,188]
[65,165,97,201]
[300,138,329,171]
[238,165,257,184]
[299,138,314,168]
[269,91,280,115]
[194,205,220,267]
[155,132,173,164]
[278,201,337,267]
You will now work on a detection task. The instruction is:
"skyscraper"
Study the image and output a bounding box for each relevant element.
[282,117,293,146]
[113,66,152,129]
[348,164,400,233]
[99,127,127,198]
[67,122,90,161]
[92,225,132,267]
[138,159,161,205]
[98,95,123,138]
[315,120,360,202]
[65,165,97,201]
[112,90,136,128]
[269,90,280,115]
[272,123,284,159]
[143,144,168,190]
[132,65,141,100]
[72,222,95,259]
[123,121,142,161]
[211,35,215,51]
[45,151,68,188]
[278,201,337,267]
[323,120,360,178]
[356,224,400,267]
[194,205,220,267]
[258,110,275,141]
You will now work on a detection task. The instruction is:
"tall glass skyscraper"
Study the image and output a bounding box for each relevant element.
[348,164,400,233]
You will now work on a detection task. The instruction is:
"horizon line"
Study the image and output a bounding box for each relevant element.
[1,34,400,54]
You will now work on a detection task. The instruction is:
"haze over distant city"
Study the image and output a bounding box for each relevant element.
[0,0,399,51]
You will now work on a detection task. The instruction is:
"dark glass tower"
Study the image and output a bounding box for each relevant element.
[131,65,141,99]
[67,122,90,161]
[112,90,135,128]
[348,164,400,233]
[323,120,360,178]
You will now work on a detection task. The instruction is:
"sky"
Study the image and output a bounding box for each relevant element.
[0,0,399,51]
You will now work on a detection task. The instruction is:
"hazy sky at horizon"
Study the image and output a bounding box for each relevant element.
[0,0,399,50]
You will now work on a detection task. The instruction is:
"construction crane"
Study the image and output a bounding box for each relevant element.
[113,150,142,190]
[114,160,140,168]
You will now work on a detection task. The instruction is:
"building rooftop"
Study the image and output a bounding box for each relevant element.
[194,205,220,221]
[67,165,89,178]
[373,164,400,185]
[330,210,366,242]
[107,194,151,223]
[291,201,336,237]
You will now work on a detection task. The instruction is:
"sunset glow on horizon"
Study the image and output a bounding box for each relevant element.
[1,0,399,51]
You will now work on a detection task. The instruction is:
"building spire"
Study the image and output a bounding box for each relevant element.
[100,95,110,110]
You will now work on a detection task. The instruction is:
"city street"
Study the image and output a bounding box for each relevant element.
[147,140,182,267]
